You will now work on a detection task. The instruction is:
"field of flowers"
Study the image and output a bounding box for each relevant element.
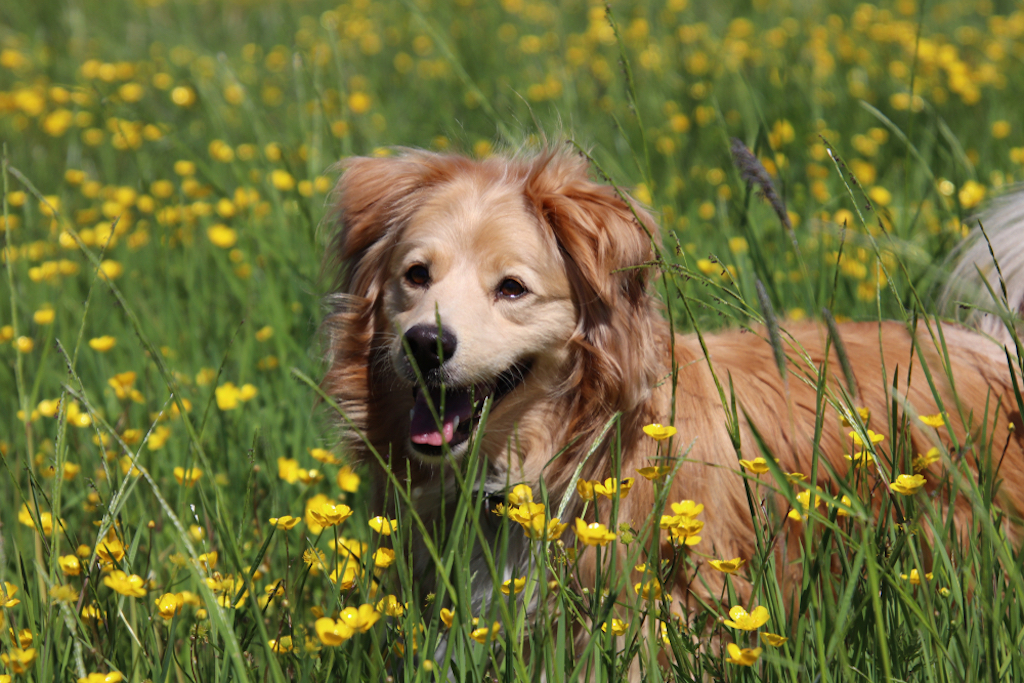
[3,0,1024,680]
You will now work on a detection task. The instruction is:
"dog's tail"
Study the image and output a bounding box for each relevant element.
[941,186,1024,349]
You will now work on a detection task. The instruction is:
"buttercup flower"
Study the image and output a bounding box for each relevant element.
[439,608,454,628]
[709,558,745,573]
[844,451,874,468]
[269,515,300,530]
[919,413,945,428]
[574,518,617,546]
[309,502,353,528]
[725,642,762,666]
[103,571,147,598]
[315,617,355,646]
[761,632,789,647]
[890,474,927,495]
[507,483,533,505]
[634,578,666,601]
[849,429,885,446]
[1,581,21,608]
[376,595,405,617]
[901,569,934,584]
[576,479,596,501]
[336,466,360,492]
[1,647,38,674]
[155,593,184,620]
[593,477,633,499]
[368,516,397,535]
[637,465,671,481]
[501,577,526,595]
[470,620,501,643]
[739,457,770,474]
[601,618,629,636]
[913,447,941,471]
[373,548,395,569]
[339,603,380,632]
[268,636,293,653]
[59,555,81,576]
[723,604,770,630]
[173,466,202,486]
[642,423,677,440]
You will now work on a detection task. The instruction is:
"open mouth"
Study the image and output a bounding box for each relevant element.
[408,361,532,457]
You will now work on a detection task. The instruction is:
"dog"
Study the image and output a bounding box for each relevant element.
[319,147,1024,620]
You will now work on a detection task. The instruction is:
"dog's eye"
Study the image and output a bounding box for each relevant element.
[405,264,430,287]
[498,278,527,299]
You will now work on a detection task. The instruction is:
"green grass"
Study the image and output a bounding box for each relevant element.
[2,0,1024,680]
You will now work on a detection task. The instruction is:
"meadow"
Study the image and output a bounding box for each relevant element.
[2,0,1024,680]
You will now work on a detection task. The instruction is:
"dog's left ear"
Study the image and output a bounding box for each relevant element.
[524,152,662,412]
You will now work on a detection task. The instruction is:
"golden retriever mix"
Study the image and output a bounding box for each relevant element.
[320,148,1024,611]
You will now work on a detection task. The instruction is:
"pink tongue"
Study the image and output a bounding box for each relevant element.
[409,387,474,447]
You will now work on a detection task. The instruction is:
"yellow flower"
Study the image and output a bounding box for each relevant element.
[913,447,942,472]
[919,413,945,428]
[309,502,353,528]
[738,457,770,474]
[376,595,405,617]
[33,308,55,325]
[761,632,788,647]
[173,466,202,487]
[103,570,147,598]
[669,500,704,517]
[207,224,238,249]
[593,477,634,499]
[574,518,616,546]
[49,584,79,604]
[255,325,274,341]
[725,643,762,666]
[787,488,821,521]
[196,551,218,570]
[844,450,875,468]
[1,648,38,675]
[268,636,293,653]
[309,447,339,464]
[315,617,355,646]
[723,604,770,631]
[340,604,380,632]
[660,514,704,545]
[501,577,527,595]
[470,621,501,644]
[507,483,533,505]
[304,494,331,533]
[637,465,671,481]
[642,423,677,440]
[270,169,296,192]
[576,479,596,501]
[890,474,927,495]
[849,429,884,446]
[634,578,666,601]
[269,515,300,530]
[96,529,126,566]
[368,516,397,535]
[98,260,123,280]
[215,382,241,410]
[439,608,454,628]
[155,593,184,620]
[708,557,745,573]
[601,618,629,636]
[15,336,34,353]
[901,569,934,584]
[373,548,395,569]
[59,555,82,576]
[336,465,360,492]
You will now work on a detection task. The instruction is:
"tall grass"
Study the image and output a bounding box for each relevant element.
[2,0,1024,680]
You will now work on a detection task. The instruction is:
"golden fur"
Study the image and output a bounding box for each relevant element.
[320,148,1024,610]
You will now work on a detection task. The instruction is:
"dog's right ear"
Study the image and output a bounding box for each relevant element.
[324,154,437,299]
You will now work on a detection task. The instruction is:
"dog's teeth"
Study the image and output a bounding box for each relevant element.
[453,415,460,431]
[409,409,415,421]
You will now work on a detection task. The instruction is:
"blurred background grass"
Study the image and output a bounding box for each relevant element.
[3,0,1024,680]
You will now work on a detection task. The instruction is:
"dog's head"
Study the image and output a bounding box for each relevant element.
[322,149,662,464]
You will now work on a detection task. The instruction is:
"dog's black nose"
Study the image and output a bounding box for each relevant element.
[403,324,457,374]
